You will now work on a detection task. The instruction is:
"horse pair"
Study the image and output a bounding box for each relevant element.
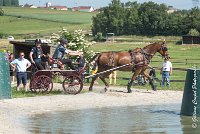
[89,41,169,93]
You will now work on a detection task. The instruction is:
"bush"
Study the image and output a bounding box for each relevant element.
[0,8,4,16]
[0,33,4,39]
[94,32,104,42]
[188,29,199,36]
[50,28,96,63]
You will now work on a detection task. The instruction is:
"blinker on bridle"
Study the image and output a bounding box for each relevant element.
[159,44,168,58]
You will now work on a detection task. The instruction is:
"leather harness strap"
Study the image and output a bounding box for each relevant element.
[129,48,153,67]
[107,51,115,67]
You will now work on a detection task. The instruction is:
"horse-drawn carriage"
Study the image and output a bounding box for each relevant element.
[29,41,169,94]
[29,57,85,94]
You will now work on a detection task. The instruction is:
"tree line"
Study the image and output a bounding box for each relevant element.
[92,0,200,36]
[0,0,19,6]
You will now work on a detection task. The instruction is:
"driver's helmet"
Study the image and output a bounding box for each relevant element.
[35,39,42,45]
[60,38,68,45]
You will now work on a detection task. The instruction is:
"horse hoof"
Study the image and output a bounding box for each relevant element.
[153,89,157,91]
[105,86,109,92]
[89,88,92,91]
[127,89,132,93]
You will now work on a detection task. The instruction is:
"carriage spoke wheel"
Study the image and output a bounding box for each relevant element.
[62,75,83,95]
[32,75,53,94]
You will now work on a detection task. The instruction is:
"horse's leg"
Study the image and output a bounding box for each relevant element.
[143,72,156,91]
[127,67,143,93]
[99,76,110,92]
[89,75,99,91]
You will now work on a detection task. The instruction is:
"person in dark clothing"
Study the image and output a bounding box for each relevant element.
[52,38,83,70]
[76,55,85,70]
[76,55,85,78]
[29,39,45,70]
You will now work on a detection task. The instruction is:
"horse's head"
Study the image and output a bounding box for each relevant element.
[157,41,169,58]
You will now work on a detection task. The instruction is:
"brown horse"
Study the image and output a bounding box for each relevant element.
[89,41,168,93]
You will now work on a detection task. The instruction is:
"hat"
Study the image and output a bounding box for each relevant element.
[60,38,68,44]
[35,39,42,44]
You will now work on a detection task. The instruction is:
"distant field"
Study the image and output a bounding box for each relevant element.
[0,7,95,37]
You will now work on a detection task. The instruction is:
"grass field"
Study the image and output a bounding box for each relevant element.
[0,7,95,37]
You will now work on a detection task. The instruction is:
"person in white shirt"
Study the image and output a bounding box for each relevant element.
[160,57,172,87]
[10,51,31,91]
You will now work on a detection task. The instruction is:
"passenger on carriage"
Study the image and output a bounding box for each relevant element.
[52,38,83,70]
[29,39,46,70]
[76,54,85,78]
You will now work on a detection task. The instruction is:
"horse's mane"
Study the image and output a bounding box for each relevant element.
[143,41,165,49]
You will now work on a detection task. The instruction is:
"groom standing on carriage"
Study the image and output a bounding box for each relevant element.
[52,38,83,70]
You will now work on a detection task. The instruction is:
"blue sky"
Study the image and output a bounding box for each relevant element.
[19,0,196,10]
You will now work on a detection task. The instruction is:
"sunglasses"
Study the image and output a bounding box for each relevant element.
[20,55,24,56]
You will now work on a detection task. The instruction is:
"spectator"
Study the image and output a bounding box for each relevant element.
[76,55,85,70]
[29,39,45,70]
[10,51,31,91]
[160,57,172,87]
[9,53,15,84]
[76,55,85,78]
[6,49,10,61]
[52,38,83,70]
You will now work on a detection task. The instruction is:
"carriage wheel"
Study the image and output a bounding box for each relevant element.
[62,75,83,95]
[32,75,53,94]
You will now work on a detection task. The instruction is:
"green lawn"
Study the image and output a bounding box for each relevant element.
[0,7,95,36]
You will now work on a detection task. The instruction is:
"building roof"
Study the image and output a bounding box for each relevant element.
[50,6,67,9]
[78,6,92,9]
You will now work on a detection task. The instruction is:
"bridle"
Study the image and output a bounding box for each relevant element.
[158,44,168,58]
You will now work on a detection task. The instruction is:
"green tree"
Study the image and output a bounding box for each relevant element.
[11,0,19,6]
[3,0,11,6]
[165,10,188,35]
[92,8,108,35]
[188,29,199,36]
[108,0,125,35]
[0,7,4,16]
[187,8,200,33]
[123,1,140,35]
[138,2,168,35]
[92,0,125,35]
[0,0,3,6]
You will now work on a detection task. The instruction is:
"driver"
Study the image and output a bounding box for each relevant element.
[52,38,83,70]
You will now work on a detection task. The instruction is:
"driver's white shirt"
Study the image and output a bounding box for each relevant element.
[162,61,172,71]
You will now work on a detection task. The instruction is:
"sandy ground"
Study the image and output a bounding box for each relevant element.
[0,86,183,134]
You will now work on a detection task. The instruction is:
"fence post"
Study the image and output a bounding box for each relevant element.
[0,52,11,99]
[185,59,187,65]
[181,68,200,116]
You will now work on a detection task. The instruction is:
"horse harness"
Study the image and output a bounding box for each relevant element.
[107,51,115,66]
[129,48,154,67]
